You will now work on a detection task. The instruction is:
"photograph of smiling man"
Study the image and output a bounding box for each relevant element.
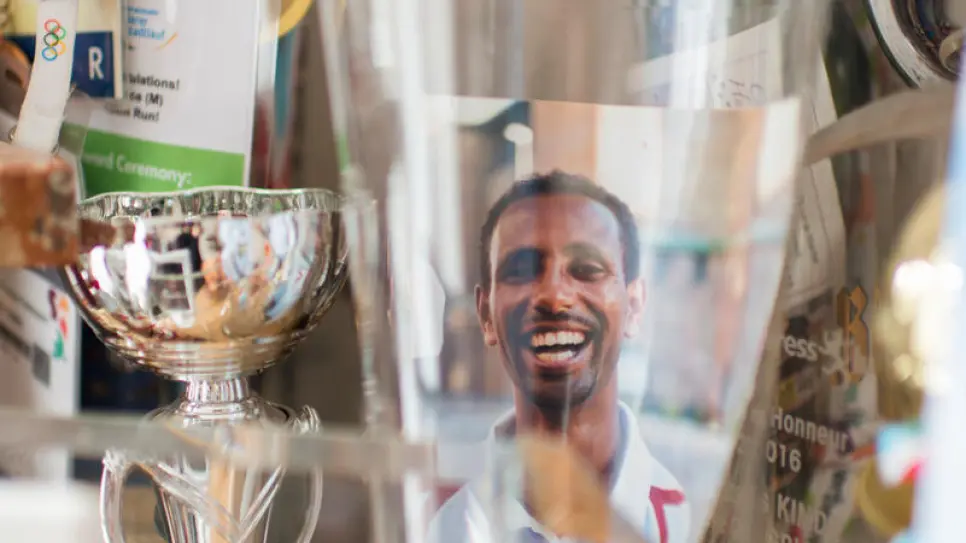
[427,171,692,543]
[412,95,801,543]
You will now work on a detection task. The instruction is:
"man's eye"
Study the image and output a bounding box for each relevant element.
[500,254,541,282]
[570,262,606,280]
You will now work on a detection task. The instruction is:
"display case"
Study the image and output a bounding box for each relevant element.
[0,1,960,542]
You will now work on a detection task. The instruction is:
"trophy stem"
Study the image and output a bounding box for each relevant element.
[183,378,252,404]
[174,377,259,420]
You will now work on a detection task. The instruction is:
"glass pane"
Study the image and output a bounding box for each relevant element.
[0,409,897,542]
[322,0,833,541]
[0,410,400,543]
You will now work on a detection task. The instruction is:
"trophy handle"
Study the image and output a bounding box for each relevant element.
[297,468,325,543]
[804,83,955,166]
[294,406,325,543]
[100,449,132,543]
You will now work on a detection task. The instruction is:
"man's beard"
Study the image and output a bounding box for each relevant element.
[526,376,597,431]
[501,301,613,429]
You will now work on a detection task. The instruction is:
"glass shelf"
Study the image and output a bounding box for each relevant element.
[0,408,896,543]
[0,407,439,480]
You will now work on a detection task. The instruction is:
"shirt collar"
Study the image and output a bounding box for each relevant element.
[472,402,655,540]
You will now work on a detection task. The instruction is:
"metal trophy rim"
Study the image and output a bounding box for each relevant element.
[64,185,348,382]
[866,0,960,87]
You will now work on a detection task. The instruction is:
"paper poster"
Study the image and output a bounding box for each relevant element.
[0,116,83,478]
[0,269,80,479]
[782,58,848,311]
[5,0,124,99]
[78,0,260,195]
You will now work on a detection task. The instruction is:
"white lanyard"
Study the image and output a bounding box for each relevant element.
[13,0,78,153]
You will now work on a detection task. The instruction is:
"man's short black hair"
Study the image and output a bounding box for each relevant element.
[479,170,640,289]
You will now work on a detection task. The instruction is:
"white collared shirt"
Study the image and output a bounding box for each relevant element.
[427,403,691,543]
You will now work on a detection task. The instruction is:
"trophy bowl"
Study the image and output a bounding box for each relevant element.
[64,186,347,379]
[62,186,348,543]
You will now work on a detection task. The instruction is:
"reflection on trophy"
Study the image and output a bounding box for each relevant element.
[854,183,944,540]
[61,187,347,543]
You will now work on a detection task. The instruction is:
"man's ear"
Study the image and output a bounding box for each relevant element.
[624,278,645,339]
[475,284,498,346]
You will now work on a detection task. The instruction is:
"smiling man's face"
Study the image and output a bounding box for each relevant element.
[476,194,643,412]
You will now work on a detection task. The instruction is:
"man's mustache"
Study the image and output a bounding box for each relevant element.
[521,306,599,332]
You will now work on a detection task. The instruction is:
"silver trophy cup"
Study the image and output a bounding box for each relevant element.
[62,187,348,543]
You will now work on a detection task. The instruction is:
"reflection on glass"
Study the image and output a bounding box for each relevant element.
[323,1,829,541]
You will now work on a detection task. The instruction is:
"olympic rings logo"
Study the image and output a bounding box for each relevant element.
[40,19,68,62]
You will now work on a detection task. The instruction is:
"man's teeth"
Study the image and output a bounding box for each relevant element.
[530,331,586,348]
[536,350,576,363]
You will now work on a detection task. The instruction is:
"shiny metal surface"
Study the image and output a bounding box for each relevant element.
[867,0,963,85]
[63,186,348,380]
[873,183,944,422]
[60,186,348,543]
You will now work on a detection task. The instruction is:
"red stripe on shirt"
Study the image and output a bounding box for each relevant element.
[650,487,686,543]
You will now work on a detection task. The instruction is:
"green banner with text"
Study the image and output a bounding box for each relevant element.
[79,129,246,197]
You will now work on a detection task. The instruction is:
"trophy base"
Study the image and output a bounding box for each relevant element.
[100,377,323,543]
[148,378,293,424]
